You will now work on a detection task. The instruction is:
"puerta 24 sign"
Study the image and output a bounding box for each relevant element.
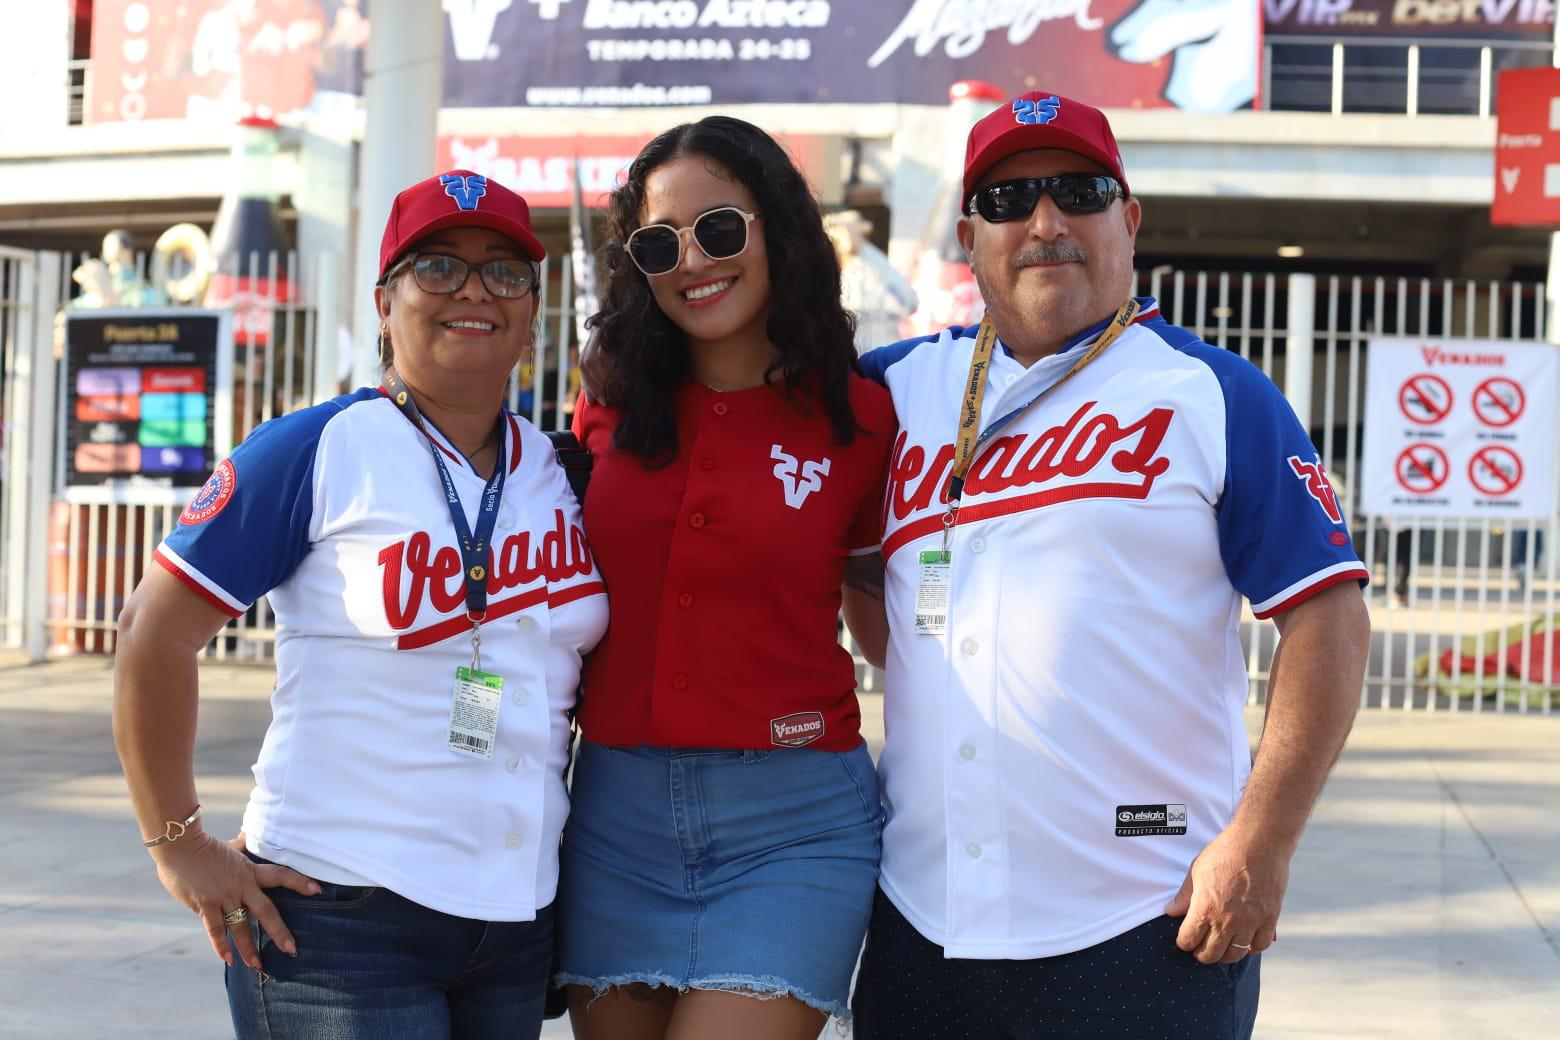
[444,0,1261,113]
[63,311,235,503]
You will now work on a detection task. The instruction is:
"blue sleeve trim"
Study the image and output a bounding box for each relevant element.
[161,388,380,607]
[1150,321,1367,605]
[858,324,979,385]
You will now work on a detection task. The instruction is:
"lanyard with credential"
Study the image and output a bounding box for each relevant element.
[939,297,1139,552]
[382,366,507,670]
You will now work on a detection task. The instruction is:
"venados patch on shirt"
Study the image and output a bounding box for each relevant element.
[178,459,236,525]
[770,445,832,509]
[771,711,825,747]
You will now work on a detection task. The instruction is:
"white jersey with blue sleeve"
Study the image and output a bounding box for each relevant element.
[155,388,607,922]
[859,298,1367,959]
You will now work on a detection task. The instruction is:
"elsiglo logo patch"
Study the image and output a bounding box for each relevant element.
[1115,803,1188,837]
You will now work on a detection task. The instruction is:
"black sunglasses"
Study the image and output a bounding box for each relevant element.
[384,252,537,299]
[626,206,761,276]
[966,175,1125,222]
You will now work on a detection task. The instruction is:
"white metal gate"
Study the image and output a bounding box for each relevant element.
[1150,270,1556,715]
[3,256,1555,714]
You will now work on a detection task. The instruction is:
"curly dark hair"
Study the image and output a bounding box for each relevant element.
[582,115,860,463]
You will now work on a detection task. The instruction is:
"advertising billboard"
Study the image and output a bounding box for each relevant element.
[443,0,1262,113]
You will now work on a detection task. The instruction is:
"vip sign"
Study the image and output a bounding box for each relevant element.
[1493,66,1560,226]
[1360,337,1557,519]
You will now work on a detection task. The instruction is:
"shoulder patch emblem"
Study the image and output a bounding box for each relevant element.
[179,459,236,525]
[1286,454,1343,525]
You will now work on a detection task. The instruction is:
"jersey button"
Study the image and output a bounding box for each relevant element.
[505,757,520,773]
[966,842,983,859]
[699,457,716,471]
[672,674,689,690]
[512,689,528,706]
[516,615,536,633]
[712,401,729,416]
[499,508,517,529]
[677,592,694,608]
[959,744,977,761]
[960,637,979,657]
[969,537,986,554]
[506,834,521,849]
[689,513,706,529]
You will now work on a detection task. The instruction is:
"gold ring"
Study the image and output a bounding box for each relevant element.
[222,907,248,928]
[1229,941,1252,950]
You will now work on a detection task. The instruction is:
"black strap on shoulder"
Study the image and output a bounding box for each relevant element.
[545,430,592,505]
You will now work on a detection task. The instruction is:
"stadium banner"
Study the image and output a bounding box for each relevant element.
[87,0,365,124]
[1263,0,1553,41]
[443,0,1262,114]
[437,131,833,208]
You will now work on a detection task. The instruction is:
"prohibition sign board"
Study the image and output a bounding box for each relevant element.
[1398,373,1453,425]
[1468,445,1523,496]
[1395,443,1449,495]
[1471,376,1525,428]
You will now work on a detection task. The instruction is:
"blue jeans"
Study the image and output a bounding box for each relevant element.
[226,871,553,1039]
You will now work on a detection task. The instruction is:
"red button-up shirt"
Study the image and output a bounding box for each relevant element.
[573,375,896,751]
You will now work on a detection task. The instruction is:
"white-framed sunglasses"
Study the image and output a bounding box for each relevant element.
[625,206,761,276]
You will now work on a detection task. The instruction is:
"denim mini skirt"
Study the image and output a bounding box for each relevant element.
[555,739,884,1021]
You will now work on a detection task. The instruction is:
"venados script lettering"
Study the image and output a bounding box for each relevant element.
[1421,345,1506,367]
[886,401,1174,523]
[377,509,592,629]
[869,0,1102,68]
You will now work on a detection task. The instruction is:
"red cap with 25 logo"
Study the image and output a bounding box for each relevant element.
[962,92,1129,203]
[378,169,546,279]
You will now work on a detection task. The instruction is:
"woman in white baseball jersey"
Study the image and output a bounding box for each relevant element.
[113,171,608,1039]
[555,117,896,1039]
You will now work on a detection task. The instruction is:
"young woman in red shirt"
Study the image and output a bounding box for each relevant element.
[555,116,896,1039]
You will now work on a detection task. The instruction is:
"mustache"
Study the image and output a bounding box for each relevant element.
[1014,243,1087,269]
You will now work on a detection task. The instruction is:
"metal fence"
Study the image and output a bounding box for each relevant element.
[1148,270,1557,715]
[2,251,1555,713]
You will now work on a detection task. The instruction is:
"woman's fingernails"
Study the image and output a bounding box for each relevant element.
[309,884,322,895]
[284,941,297,956]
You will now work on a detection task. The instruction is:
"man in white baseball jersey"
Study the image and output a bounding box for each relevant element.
[845,91,1371,1038]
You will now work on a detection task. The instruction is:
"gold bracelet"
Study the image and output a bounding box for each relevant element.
[141,804,202,848]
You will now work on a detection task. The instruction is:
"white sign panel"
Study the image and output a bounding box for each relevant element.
[1360,337,1557,520]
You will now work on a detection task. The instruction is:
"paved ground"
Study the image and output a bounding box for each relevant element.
[0,655,1556,1039]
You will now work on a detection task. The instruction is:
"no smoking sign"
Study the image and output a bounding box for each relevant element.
[1398,373,1452,425]
[1468,445,1523,496]
[1395,443,1449,495]
[1471,377,1524,427]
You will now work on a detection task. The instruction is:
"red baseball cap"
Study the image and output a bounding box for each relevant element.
[962,91,1129,203]
[378,169,545,279]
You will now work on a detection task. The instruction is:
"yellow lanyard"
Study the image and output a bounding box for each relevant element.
[941,298,1140,548]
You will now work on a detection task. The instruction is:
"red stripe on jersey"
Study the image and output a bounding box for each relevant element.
[393,579,605,650]
[883,479,1156,562]
[1252,567,1369,619]
[153,550,244,618]
[508,414,522,474]
[549,580,605,608]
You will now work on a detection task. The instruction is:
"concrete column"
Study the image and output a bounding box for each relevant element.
[351,1,444,387]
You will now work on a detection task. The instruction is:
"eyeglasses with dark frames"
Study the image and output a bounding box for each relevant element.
[626,206,762,277]
[382,252,538,299]
[965,175,1125,223]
